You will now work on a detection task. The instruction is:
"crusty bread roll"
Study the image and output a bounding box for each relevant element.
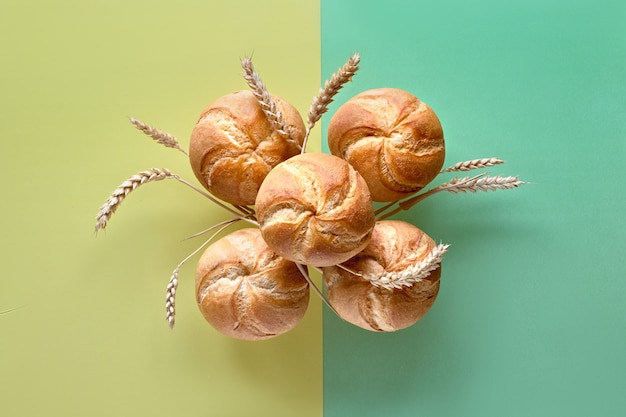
[189,90,305,206]
[322,220,441,332]
[327,88,445,202]
[195,228,310,341]
[255,153,375,268]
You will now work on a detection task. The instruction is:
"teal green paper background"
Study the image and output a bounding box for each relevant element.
[321,1,626,416]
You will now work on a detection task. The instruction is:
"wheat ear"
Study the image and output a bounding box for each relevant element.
[129,117,188,156]
[441,157,504,173]
[377,173,525,219]
[396,174,524,212]
[95,169,257,232]
[166,219,239,329]
[442,175,525,194]
[366,243,449,290]
[95,168,173,232]
[240,57,300,150]
[301,53,361,152]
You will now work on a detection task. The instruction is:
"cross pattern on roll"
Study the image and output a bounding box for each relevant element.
[255,153,375,267]
[195,228,310,341]
[323,220,441,332]
[189,90,305,206]
[328,88,446,202]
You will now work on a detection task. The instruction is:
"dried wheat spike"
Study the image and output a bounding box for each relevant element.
[164,218,240,330]
[129,117,188,156]
[367,243,449,290]
[444,175,525,194]
[441,157,504,173]
[307,53,360,130]
[165,269,179,329]
[240,57,299,149]
[379,172,525,219]
[94,168,173,232]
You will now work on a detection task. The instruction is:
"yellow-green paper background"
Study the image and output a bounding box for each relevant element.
[2,0,626,416]
[1,1,321,416]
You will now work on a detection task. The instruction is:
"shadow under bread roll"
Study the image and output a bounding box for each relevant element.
[322,220,443,332]
[195,228,310,341]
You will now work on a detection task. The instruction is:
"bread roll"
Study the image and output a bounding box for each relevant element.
[327,88,445,202]
[189,90,305,206]
[195,228,309,341]
[255,153,375,267]
[323,220,441,332]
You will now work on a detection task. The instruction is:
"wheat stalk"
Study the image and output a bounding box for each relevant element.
[397,174,524,211]
[1,306,21,315]
[95,168,173,232]
[129,117,188,156]
[366,243,449,290]
[165,268,179,329]
[376,173,525,219]
[307,53,360,130]
[94,169,257,232]
[295,263,340,317]
[165,219,239,329]
[441,157,504,173]
[301,53,360,152]
[443,175,525,194]
[240,57,300,150]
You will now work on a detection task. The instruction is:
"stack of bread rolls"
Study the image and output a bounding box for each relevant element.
[96,55,522,341]
[190,86,447,338]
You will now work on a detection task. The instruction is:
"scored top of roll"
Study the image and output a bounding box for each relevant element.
[328,88,445,202]
[255,153,375,267]
[189,90,305,206]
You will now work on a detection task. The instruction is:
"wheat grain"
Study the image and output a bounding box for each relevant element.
[441,157,504,173]
[443,175,525,194]
[307,53,360,130]
[240,57,300,149]
[165,219,239,329]
[129,117,188,156]
[165,268,179,329]
[94,168,173,232]
[301,53,360,152]
[94,167,258,233]
[377,173,525,219]
[366,243,449,290]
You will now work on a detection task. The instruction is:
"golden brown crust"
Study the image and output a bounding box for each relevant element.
[195,228,310,341]
[255,153,375,267]
[189,90,305,206]
[322,220,441,332]
[328,88,445,202]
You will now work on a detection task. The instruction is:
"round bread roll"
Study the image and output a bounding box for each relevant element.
[189,90,305,206]
[195,228,310,341]
[255,153,375,268]
[327,88,445,202]
[323,220,441,332]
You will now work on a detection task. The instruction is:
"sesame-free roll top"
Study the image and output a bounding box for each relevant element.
[255,153,375,268]
[322,220,444,332]
[195,228,310,341]
[189,90,305,206]
[328,88,445,202]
